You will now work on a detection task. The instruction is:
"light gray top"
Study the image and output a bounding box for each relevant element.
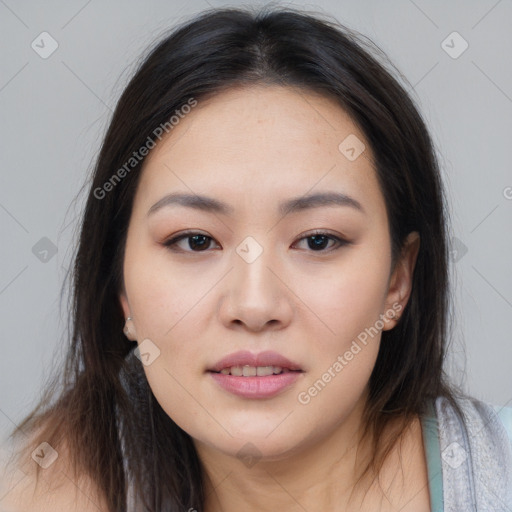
[422,395,512,512]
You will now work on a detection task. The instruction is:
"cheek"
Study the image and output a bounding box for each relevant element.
[140,361,210,445]
[124,247,217,424]
[133,302,209,437]
[293,260,389,422]
[125,247,212,338]
[299,248,391,353]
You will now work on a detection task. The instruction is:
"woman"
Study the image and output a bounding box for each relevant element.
[1,6,511,511]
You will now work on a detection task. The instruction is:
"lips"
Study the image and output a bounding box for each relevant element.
[208,350,303,374]
[208,350,304,399]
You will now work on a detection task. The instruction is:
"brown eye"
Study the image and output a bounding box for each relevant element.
[304,234,334,251]
[293,231,349,252]
[163,232,220,252]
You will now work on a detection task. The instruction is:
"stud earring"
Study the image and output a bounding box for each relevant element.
[123,317,133,336]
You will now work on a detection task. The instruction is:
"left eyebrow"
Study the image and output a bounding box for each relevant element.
[278,191,365,216]
[147,191,365,217]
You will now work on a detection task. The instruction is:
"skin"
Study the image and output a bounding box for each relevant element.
[119,84,427,511]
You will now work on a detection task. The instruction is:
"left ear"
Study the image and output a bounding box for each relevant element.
[382,231,420,331]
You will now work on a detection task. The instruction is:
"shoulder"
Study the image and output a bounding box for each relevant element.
[0,432,108,512]
[435,394,512,444]
[433,394,512,507]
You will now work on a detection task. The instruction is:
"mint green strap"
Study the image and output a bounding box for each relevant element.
[493,404,512,445]
[421,401,444,512]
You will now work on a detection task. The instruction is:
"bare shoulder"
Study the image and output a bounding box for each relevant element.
[0,432,108,512]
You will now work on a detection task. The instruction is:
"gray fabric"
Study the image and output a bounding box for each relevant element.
[435,395,512,511]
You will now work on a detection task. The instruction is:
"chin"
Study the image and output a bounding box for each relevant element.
[206,426,311,461]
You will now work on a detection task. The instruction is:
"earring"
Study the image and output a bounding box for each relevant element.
[123,317,133,336]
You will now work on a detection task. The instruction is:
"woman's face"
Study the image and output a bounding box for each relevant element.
[119,85,418,462]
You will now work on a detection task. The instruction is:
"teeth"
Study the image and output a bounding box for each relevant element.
[242,366,257,377]
[218,365,291,376]
[230,366,243,377]
[256,366,273,376]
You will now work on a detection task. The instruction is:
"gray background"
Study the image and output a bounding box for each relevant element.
[1,0,511,444]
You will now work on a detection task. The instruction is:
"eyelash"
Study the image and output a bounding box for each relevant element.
[162,230,349,254]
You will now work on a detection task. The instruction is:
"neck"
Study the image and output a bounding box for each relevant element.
[196,396,381,512]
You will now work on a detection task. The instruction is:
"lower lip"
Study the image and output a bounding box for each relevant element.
[209,371,303,399]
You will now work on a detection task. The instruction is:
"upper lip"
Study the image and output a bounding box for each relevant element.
[208,350,303,373]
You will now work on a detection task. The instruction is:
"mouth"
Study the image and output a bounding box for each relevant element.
[207,350,304,399]
[209,365,302,377]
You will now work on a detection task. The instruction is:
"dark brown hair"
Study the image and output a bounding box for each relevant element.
[5,5,467,510]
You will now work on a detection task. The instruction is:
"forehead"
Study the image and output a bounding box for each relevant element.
[134,85,383,218]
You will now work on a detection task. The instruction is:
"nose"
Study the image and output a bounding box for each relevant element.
[217,242,294,333]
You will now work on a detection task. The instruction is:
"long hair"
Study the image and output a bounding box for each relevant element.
[5,6,467,510]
